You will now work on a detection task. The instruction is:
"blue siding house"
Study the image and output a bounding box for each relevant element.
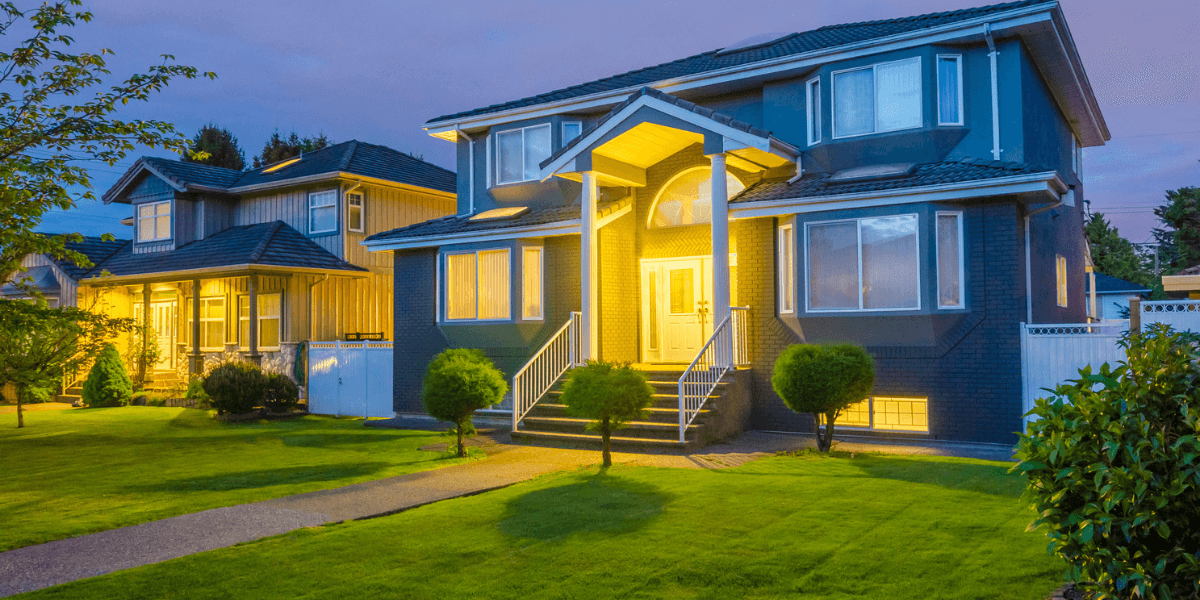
[367,0,1108,446]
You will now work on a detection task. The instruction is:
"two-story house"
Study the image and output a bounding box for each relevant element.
[366,0,1108,446]
[47,141,457,381]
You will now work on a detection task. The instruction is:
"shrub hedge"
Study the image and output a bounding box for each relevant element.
[82,344,132,408]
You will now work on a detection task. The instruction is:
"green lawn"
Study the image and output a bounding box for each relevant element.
[0,407,476,551]
[25,452,1066,600]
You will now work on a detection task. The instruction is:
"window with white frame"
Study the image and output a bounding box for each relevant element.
[186,297,225,350]
[137,200,172,242]
[778,224,795,313]
[937,55,963,126]
[806,77,822,145]
[445,249,511,321]
[308,190,337,234]
[1056,254,1069,307]
[936,212,964,308]
[495,124,551,185]
[522,247,543,320]
[833,57,922,138]
[649,167,745,228]
[346,191,364,233]
[238,293,282,349]
[562,121,582,145]
[1073,136,1083,177]
[826,396,929,432]
[807,214,920,311]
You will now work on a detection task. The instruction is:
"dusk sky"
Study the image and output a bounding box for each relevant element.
[37,0,1200,246]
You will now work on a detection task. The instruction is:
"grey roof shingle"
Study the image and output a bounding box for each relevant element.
[141,158,244,190]
[539,87,775,171]
[56,235,130,280]
[365,201,625,243]
[1087,273,1150,294]
[729,159,1050,204]
[429,0,1051,124]
[87,222,365,278]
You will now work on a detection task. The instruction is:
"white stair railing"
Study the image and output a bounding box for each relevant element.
[512,311,581,432]
[677,307,750,443]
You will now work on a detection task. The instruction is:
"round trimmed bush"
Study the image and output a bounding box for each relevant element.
[771,343,874,452]
[263,373,299,413]
[1016,325,1200,600]
[202,361,267,415]
[560,360,653,467]
[423,349,507,458]
[82,344,133,408]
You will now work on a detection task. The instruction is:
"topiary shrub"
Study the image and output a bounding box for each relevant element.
[559,360,654,467]
[82,344,133,408]
[185,378,210,409]
[771,343,875,452]
[201,361,267,416]
[263,373,299,413]
[423,349,507,458]
[1015,324,1200,600]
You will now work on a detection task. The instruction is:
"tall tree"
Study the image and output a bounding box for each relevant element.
[1153,185,1200,273]
[0,1,214,288]
[184,123,245,170]
[251,129,332,169]
[1085,213,1153,287]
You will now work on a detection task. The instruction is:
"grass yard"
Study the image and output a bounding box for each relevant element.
[0,407,477,551]
[25,452,1066,600]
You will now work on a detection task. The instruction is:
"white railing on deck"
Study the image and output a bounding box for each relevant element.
[512,312,581,432]
[677,307,750,444]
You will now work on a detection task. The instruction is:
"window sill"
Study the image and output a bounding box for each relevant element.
[136,238,173,244]
[307,230,338,238]
[441,318,514,324]
[831,123,923,141]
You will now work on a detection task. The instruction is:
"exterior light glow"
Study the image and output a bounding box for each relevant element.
[262,157,300,173]
[469,206,530,222]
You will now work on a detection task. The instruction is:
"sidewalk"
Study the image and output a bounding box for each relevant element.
[0,429,1013,597]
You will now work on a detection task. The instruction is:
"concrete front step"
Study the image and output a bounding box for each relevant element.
[510,430,693,452]
[520,416,702,441]
[528,403,710,424]
[543,391,722,410]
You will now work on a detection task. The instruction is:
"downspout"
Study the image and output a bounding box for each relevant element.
[456,127,474,214]
[308,273,329,340]
[786,158,805,185]
[985,24,1001,161]
[1024,189,1070,324]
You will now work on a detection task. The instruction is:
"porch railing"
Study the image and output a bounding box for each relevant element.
[677,307,749,443]
[512,311,582,432]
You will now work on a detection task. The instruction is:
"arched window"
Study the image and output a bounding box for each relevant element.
[648,167,745,228]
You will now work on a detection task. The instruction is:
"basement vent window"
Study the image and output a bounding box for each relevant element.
[469,206,530,221]
[825,397,928,432]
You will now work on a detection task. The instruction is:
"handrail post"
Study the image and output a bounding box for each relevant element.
[678,379,686,444]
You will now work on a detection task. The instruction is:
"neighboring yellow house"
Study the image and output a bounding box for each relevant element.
[5,141,455,389]
[1162,265,1200,298]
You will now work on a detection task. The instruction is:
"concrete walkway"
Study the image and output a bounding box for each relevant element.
[0,430,1013,597]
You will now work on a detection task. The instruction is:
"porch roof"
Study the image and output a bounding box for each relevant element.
[1,266,60,296]
[81,221,367,284]
[539,87,797,187]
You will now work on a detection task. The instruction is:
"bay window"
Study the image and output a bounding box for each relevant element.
[522,247,543,320]
[806,77,822,145]
[137,200,172,242]
[833,57,922,138]
[936,212,964,308]
[446,249,511,321]
[806,215,920,311]
[778,224,795,314]
[308,190,337,234]
[495,124,551,185]
[937,55,963,126]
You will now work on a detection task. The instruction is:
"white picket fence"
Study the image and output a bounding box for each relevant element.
[307,341,394,418]
[1140,299,1200,332]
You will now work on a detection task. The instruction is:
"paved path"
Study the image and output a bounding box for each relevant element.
[0,402,74,414]
[0,430,1012,597]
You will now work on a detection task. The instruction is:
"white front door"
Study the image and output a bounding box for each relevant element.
[641,257,713,363]
[137,300,176,370]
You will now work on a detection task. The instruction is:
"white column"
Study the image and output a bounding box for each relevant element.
[581,171,599,361]
[709,153,732,367]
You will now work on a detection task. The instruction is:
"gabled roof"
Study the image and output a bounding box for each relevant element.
[1086,273,1150,295]
[429,0,1051,124]
[56,235,130,280]
[730,159,1050,205]
[103,140,456,203]
[84,221,365,280]
[1,266,61,296]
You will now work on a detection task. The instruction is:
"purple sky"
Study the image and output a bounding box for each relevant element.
[37,0,1200,245]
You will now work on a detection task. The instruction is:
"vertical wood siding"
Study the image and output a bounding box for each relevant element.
[236,186,343,257]
[16,254,77,306]
[342,182,456,268]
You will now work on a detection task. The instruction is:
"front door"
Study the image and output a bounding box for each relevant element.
[641,257,713,363]
[136,300,176,370]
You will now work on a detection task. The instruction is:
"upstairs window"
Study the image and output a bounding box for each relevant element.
[138,200,171,242]
[806,77,822,145]
[937,55,963,126]
[562,121,583,145]
[649,167,745,228]
[445,249,511,321]
[308,190,337,234]
[833,57,922,138]
[495,124,551,185]
[807,215,920,312]
[347,192,364,233]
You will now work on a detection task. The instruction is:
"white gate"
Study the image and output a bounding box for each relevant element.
[1020,322,1126,423]
[307,341,394,418]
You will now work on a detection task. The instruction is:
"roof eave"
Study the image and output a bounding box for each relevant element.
[226,171,457,199]
[80,263,369,285]
[362,220,583,252]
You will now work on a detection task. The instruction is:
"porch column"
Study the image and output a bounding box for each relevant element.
[709,153,732,365]
[247,274,261,366]
[581,170,599,361]
[140,284,151,382]
[190,279,202,375]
